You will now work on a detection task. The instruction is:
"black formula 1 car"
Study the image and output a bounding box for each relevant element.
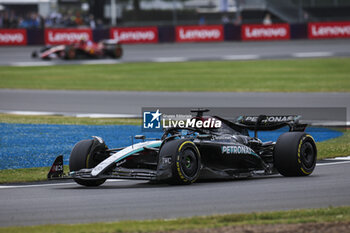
[32,39,122,60]
[48,109,317,186]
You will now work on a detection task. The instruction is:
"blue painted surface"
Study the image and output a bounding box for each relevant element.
[0,123,343,170]
[248,126,343,143]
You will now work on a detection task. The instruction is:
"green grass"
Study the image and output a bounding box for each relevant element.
[0,166,67,184]
[0,206,349,233]
[0,58,349,92]
[318,128,350,159]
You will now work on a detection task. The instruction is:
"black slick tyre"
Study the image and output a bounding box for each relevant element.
[273,132,317,177]
[69,139,106,186]
[160,139,201,185]
[111,45,123,58]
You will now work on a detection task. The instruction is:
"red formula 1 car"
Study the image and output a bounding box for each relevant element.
[32,39,123,60]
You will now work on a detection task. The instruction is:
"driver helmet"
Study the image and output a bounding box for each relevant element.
[79,37,87,45]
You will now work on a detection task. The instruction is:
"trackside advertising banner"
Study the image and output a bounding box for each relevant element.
[45,28,93,45]
[308,22,350,39]
[242,24,290,41]
[0,29,27,45]
[110,27,158,44]
[176,25,224,42]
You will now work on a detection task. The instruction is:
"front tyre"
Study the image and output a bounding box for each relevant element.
[160,139,201,185]
[273,132,317,177]
[69,139,106,186]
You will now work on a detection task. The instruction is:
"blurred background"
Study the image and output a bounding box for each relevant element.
[1,0,350,29]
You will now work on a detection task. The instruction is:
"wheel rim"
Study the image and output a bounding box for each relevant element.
[115,48,122,57]
[185,157,191,168]
[301,141,315,168]
[180,148,198,177]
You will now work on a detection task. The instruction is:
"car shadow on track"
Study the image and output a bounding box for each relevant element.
[53,173,319,190]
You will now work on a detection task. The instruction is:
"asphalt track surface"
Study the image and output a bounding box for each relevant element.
[0,159,350,227]
[0,39,349,66]
[1,90,349,122]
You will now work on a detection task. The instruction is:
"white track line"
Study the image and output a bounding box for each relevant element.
[316,160,350,166]
[292,52,333,58]
[0,179,127,189]
[223,54,260,60]
[10,61,55,67]
[3,111,61,116]
[310,121,350,127]
[332,155,350,160]
[0,110,139,118]
[152,57,188,63]
[0,182,78,189]
[78,60,121,65]
[75,113,139,118]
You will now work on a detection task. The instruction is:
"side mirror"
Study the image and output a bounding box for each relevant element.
[134,135,146,140]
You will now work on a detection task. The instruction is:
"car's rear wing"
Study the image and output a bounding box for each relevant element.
[234,115,307,135]
[215,115,307,138]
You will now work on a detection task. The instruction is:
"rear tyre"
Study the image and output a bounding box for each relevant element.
[273,132,317,177]
[69,139,106,186]
[111,45,123,59]
[160,139,201,185]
